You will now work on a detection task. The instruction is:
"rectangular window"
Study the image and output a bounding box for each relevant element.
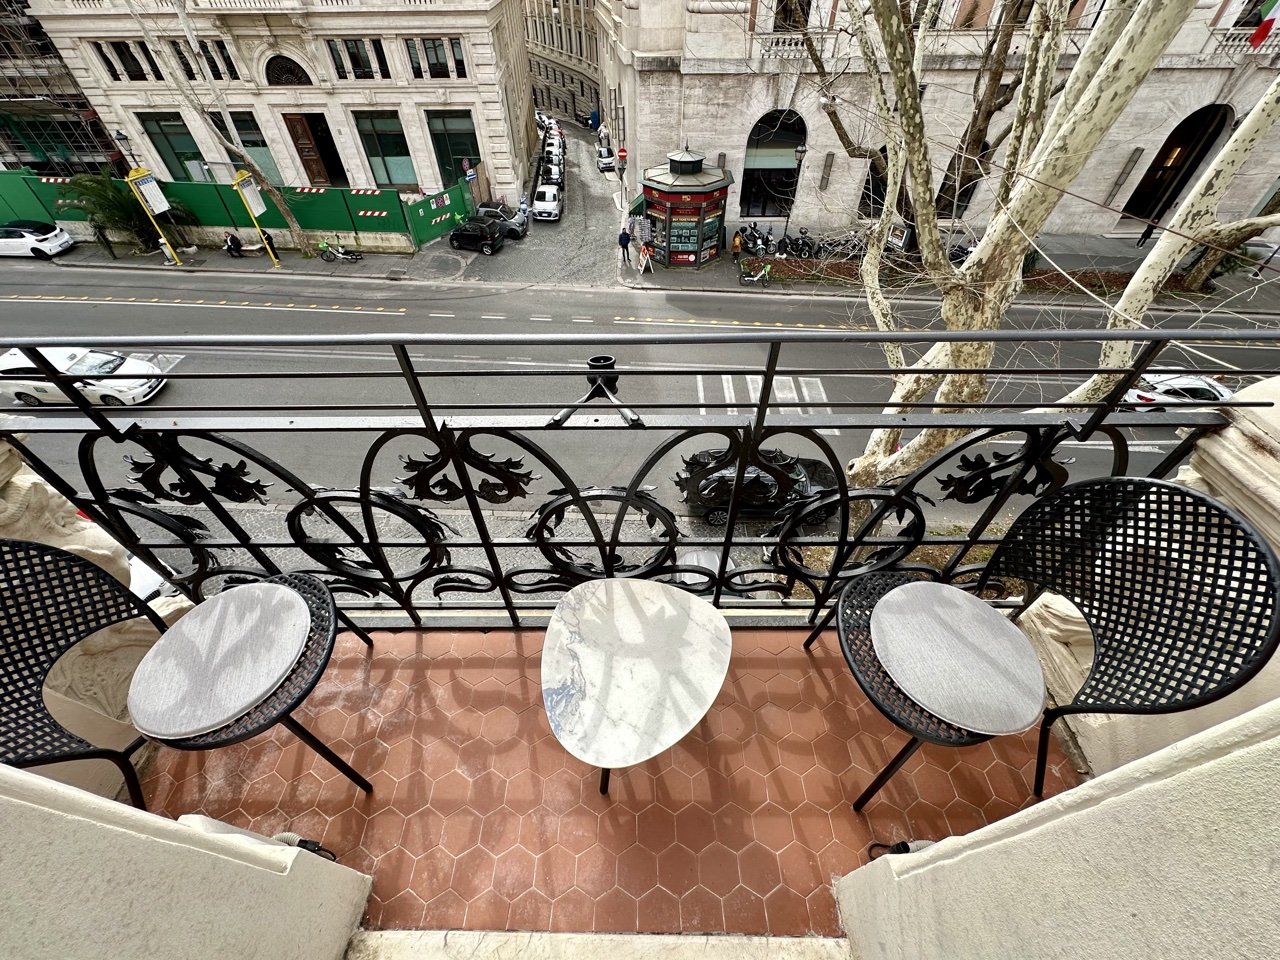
[426,109,480,186]
[110,41,147,81]
[371,39,392,79]
[405,38,424,78]
[138,111,208,182]
[169,40,196,80]
[209,110,283,184]
[422,38,449,78]
[138,41,164,81]
[774,0,812,32]
[92,41,120,81]
[450,39,466,79]
[327,39,348,79]
[215,39,239,80]
[344,39,374,79]
[198,40,223,80]
[355,110,417,188]
[1011,0,1036,24]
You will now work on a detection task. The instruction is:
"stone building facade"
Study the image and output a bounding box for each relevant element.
[23,0,535,200]
[526,0,601,121]
[596,0,1280,235]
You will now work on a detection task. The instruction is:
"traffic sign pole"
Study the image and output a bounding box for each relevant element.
[232,170,280,268]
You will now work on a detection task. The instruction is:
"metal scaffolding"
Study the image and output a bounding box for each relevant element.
[0,0,123,174]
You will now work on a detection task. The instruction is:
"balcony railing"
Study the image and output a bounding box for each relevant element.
[1,328,1273,630]
[1210,26,1280,56]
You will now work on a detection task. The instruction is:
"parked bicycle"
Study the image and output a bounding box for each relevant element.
[317,236,363,263]
[739,260,772,287]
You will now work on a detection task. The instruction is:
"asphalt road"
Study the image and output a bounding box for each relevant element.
[2,263,1274,527]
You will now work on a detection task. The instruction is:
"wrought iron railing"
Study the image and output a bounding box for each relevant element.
[1,328,1273,631]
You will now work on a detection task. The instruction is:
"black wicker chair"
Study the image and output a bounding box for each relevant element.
[0,539,168,809]
[826,478,1280,810]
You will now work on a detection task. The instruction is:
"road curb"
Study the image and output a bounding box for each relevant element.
[47,257,1276,318]
[52,257,421,286]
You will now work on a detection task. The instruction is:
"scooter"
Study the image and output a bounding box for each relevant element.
[739,260,772,288]
[741,222,769,258]
[317,237,363,263]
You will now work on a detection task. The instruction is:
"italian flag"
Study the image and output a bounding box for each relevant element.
[1250,0,1280,48]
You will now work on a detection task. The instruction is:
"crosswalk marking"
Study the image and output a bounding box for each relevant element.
[697,375,839,435]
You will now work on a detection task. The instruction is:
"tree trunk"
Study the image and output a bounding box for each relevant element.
[1182,189,1280,290]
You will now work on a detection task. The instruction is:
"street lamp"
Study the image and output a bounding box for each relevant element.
[785,142,808,238]
[114,130,138,167]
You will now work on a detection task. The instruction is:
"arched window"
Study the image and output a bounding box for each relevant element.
[740,109,807,217]
[1121,104,1233,226]
[265,55,313,86]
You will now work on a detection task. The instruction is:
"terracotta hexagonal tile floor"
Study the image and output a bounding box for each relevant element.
[140,627,1076,935]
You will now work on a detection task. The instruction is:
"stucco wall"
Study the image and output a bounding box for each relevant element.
[834,694,1280,960]
[0,763,371,960]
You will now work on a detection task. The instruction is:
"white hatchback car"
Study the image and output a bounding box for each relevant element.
[1125,372,1233,408]
[532,185,563,221]
[0,220,75,259]
[0,348,167,406]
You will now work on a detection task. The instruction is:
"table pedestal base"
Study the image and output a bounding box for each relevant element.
[599,767,611,795]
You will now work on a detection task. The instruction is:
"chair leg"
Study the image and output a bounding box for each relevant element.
[336,609,375,648]
[803,605,839,650]
[1033,712,1059,797]
[282,715,372,792]
[107,752,148,810]
[853,736,923,812]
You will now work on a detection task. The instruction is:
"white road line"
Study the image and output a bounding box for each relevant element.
[531,316,553,321]
[571,318,593,323]
[721,374,737,415]
[696,375,707,416]
[13,299,373,316]
[799,377,840,436]
[746,375,763,409]
[480,314,506,319]
[429,313,455,318]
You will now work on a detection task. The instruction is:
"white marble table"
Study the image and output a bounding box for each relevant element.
[542,579,733,793]
[128,583,311,739]
[870,581,1045,736]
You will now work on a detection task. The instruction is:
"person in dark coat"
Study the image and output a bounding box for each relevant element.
[224,231,244,258]
[618,228,632,264]
[261,230,278,261]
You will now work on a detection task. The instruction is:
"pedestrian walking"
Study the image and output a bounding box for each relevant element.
[732,230,742,263]
[260,230,278,261]
[618,227,632,264]
[1135,222,1156,248]
[224,231,244,258]
[519,195,529,218]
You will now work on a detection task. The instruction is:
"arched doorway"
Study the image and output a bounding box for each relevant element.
[740,109,806,217]
[1120,104,1233,227]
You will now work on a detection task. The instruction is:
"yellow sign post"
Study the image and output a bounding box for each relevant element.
[124,167,182,267]
[231,170,280,268]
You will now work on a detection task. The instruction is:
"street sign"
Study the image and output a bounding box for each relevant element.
[233,173,267,217]
[129,172,170,215]
[462,158,471,171]
[617,148,628,161]
[466,170,477,182]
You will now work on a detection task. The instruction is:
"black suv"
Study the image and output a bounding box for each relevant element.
[449,217,505,255]
[674,448,839,526]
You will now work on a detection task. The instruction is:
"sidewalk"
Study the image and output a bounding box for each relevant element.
[617,232,1280,315]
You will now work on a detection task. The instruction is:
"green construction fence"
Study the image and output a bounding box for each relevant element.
[0,168,434,240]
[406,182,474,246]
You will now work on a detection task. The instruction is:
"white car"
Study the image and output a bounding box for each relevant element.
[0,347,166,406]
[531,184,563,221]
[1125,373,1233,408]
[596,146,616,172]
[0,220,75,260]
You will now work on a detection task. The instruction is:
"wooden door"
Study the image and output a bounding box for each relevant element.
[282,113,331,186]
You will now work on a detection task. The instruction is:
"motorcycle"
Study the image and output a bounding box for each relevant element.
[739,260,772,288]
[777,226,816,259]
[317,237,363,263]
